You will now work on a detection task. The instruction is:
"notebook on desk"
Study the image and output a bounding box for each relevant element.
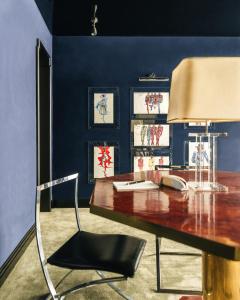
[113,180,159,191]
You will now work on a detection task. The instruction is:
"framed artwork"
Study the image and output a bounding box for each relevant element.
[133,147,170,156]
[88,87,119,128]
[187,141,210,167]
[130,87,169,118]
[133,124,170,147]
[88,141,119,183]
[133,155,170,172]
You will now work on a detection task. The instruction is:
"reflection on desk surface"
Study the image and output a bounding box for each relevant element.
[91,170,240,258]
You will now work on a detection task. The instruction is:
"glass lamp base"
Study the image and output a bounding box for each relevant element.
[188,132,228,193]
[188,181,228,192]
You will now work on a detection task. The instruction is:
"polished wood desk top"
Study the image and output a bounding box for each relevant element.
[90,170,240,260]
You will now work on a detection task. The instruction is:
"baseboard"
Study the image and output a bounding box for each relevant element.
[0,225,35,287]
[52,198,90,208]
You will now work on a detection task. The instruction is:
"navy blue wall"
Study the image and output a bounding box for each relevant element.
[53,36,240,204]
[0,0,51,267]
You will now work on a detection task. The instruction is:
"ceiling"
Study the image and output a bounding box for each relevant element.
[35,0,240,36]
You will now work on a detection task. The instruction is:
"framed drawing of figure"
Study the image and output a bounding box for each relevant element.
[130,87,169,118]
[133,92,169,115]
[88,141,119,183]
[133,124,170,147]
[133,155,170,172]
[88,87,120,128]
[188,141,210,168]
[94,145,114,178]
[94,93,114,124]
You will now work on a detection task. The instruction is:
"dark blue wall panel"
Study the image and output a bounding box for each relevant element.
[0,0,51,267]
[53,36,240,204]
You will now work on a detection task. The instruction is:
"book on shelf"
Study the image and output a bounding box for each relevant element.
[113,180,159,191]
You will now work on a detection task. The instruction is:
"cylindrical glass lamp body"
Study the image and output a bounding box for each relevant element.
[188,132,227,191]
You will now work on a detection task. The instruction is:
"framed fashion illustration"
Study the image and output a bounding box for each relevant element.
[130,87,169,118]
[133,123,170,147]
[88,87,120,129]
[133,155,170,172]
[185,141,210,168]
[88,141,119,183]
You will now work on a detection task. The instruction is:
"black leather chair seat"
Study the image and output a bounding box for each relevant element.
[48,231,146,277]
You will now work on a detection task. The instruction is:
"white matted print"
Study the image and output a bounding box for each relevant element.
[133,92,169,114]
[134,156,170,172]
[94,93,114,124]
[134,124,169,147]
[93,146,114,178]
[188,142,210,167]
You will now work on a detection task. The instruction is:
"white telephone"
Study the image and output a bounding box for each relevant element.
[160,175,189,191]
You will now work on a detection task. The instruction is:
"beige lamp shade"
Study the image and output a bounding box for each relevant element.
[167,57,240,123]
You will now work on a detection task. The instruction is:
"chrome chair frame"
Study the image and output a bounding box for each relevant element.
[155,236,202,295]
[36,173,131,300]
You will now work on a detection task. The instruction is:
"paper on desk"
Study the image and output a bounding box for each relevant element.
[113,181,159,191]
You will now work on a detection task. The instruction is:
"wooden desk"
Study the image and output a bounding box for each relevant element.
[90,170,240,300]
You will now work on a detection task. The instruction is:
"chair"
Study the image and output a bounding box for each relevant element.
[36,173,146,300]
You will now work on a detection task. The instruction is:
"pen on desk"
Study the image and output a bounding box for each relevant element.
[126,180,145,185]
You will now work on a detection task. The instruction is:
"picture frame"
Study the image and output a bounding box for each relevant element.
[88,141,119,183]
[133,123,170,147]
[130,87,169,118]
[132,147,171,171]
[133,155,170,172]
[184,140,210,168]
[88,87,120,129]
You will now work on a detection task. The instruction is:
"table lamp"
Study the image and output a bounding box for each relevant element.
[168,57,240,191]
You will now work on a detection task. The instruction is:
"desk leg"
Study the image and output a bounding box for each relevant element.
[203,252,240,300]
[155,236,161,292]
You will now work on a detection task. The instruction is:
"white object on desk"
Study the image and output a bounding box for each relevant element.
[161,175,188,191]
[113,181,159,191]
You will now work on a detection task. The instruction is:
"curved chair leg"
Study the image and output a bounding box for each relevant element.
[155,236,202,295]
[36,190,59,300]
[44,274,127,300]
[96,271,132,300]
[55,270,73,290]
[44,294,65,300]
[59,274,127,298]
